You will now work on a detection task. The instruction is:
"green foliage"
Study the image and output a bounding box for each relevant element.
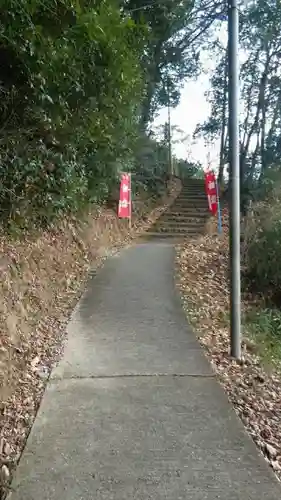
[0,0,214,229]
[196,0,281,190]
[244,307,281,366]
[130,133,170,196]
[177,159,204,179]
[124,0,202,126]
[242,167,281,297]
[0,0,145,227]
[0,0,144,133]
[0,144,88,228]
[245,218,281,293]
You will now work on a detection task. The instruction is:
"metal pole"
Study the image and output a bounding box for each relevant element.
[228,0,241,359]
[167,82,173,177]
[129,173,132,229]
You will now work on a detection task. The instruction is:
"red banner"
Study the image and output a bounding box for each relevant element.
[204,170,218,215]
[118,173,131,219]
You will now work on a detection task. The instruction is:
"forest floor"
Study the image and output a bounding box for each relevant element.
[176,208,281,482]
[0,178,181,499]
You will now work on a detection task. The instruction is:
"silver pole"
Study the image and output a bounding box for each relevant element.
[228,0,241,359]
[167,82,173,177]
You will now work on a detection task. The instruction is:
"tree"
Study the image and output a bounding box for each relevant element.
[0,0,230,226]
[195,0,281,197]
[0,0,145,224]
[123,0,227,127]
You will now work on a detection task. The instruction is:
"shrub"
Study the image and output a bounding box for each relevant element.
[0,0,146,227]
[242,167,281,298]
[244,306,281,365]
[0,143,89,228]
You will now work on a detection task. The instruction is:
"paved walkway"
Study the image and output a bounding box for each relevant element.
[11,243,281,499]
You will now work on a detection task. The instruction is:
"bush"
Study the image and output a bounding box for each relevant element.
[0,0,146,228]
[177,159,204,179]
[0,143,89,228]
[242,167,281,298]
[244,306,281,365]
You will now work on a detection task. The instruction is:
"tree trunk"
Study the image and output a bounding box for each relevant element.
[241,56,270,184]
[250,135,260,182]
[140,82,155,129]
[260,90,281,178]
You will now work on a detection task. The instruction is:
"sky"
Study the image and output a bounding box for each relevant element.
[153,74,218,169]
[153,24,228,171]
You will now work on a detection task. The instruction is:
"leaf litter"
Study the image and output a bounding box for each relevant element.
[176,207,281,481]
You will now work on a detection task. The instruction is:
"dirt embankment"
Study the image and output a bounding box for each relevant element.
[0,178,181,498]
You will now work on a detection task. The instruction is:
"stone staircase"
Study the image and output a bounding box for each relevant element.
[145,178,209,240]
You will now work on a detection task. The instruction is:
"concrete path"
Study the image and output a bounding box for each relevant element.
[11,243,281,499]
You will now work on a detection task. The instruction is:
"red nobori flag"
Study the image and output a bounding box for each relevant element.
[118,173,131,218]
[204,170,218,215]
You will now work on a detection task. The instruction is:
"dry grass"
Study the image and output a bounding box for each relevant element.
[0,177,181,497]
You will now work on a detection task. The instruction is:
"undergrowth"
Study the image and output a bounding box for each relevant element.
[240,168,281,368]
[243,306,281,368]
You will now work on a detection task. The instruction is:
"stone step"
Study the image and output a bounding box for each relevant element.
[179,187,206,192]
[144,182,209,240]
[174,195,206,200]
[178,189,206,193]
[182,181,205,186]
[179,188,205,192]
[176,197,206,203]
[181,188,204,191]
[169,205,207,210]
[147,226,201,234]
[181,192,205,195]
[167,210,209,216]
[172,204,208,211]
[181,189,205,193]
[173,199,207,205]
[156,216,206,224]
[155,219,206,228]
[142,232,185,240]
[174,203,207,209]
[152,227,205,234]
[153,228,204,235]
[160,221,207,227]
[144,231,201,239]
[161,214,207,221]
[178,189,205,192]
[175,192,206,197]
[159,222,206,227]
